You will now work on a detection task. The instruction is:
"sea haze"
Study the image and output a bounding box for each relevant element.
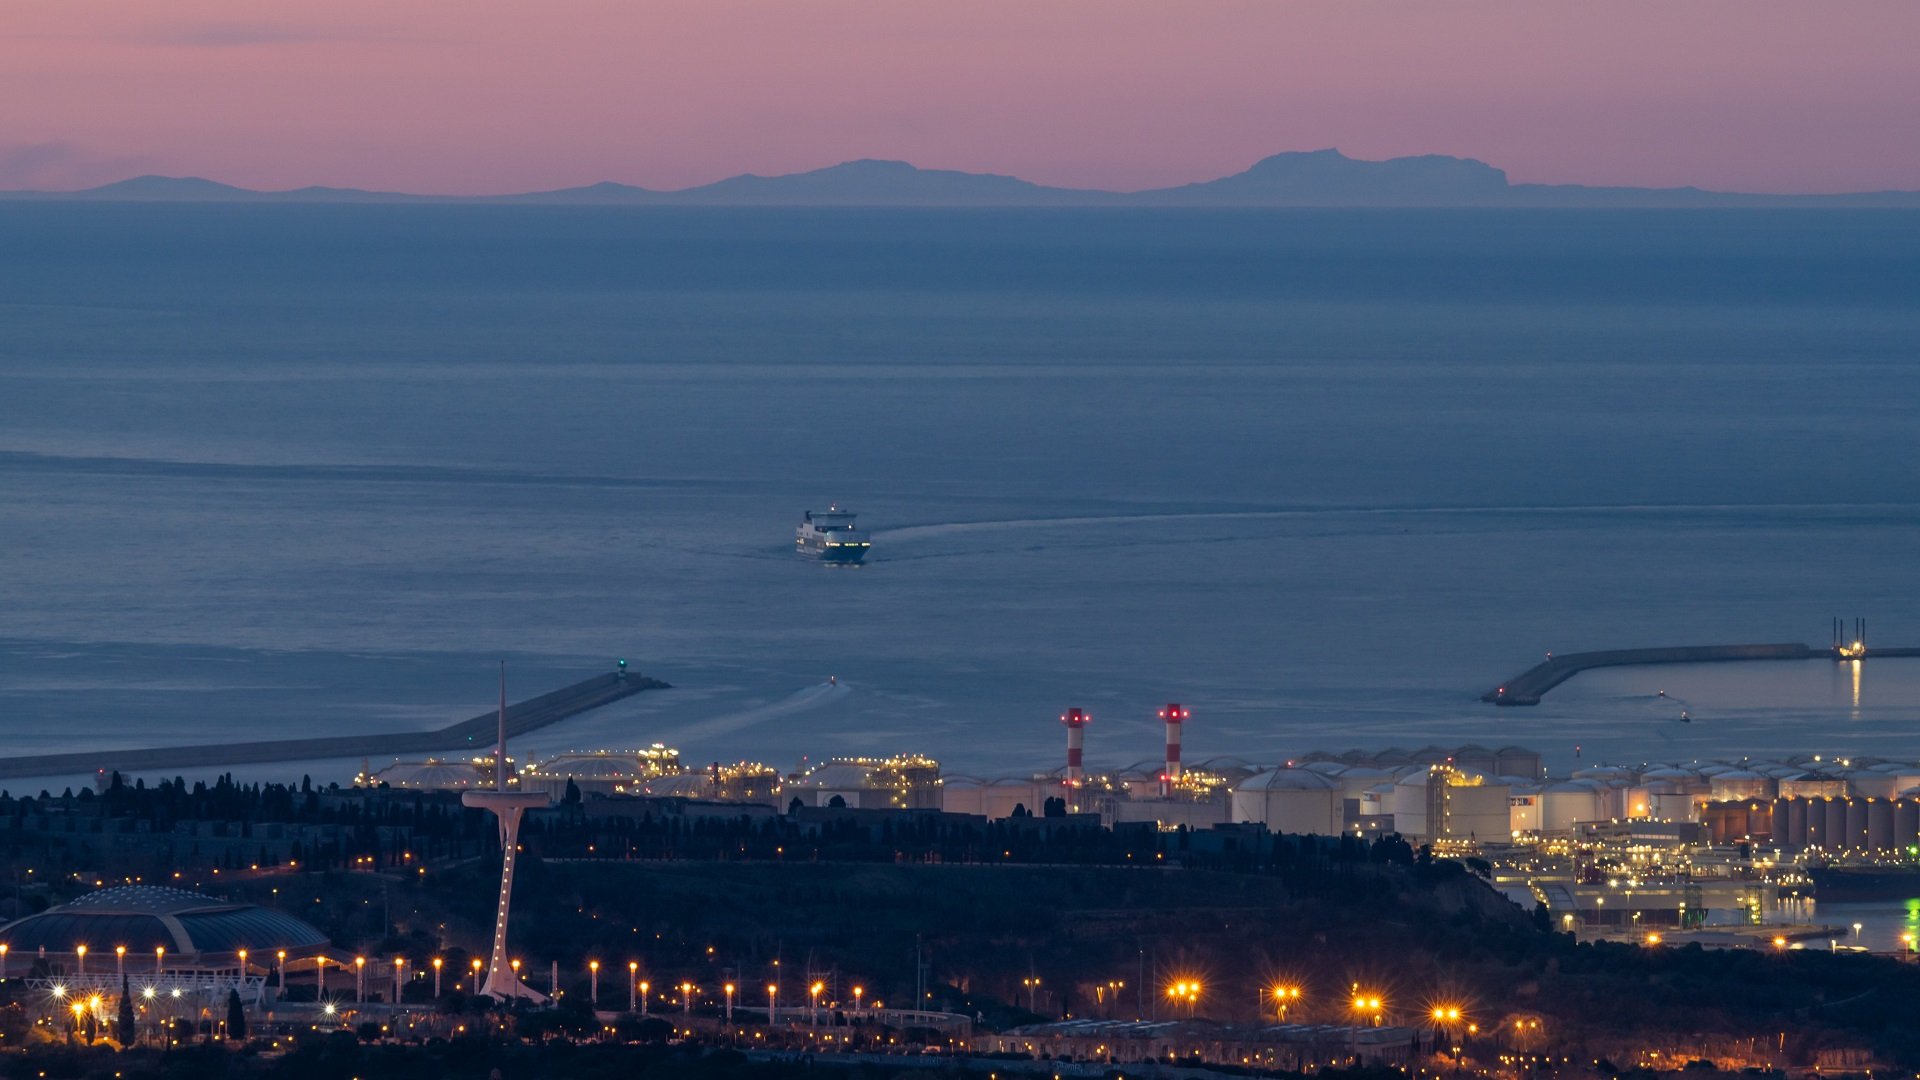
[1,205,1918,788]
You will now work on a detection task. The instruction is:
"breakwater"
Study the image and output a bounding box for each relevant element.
[1483,644,1920,705]
[0,669,667,779]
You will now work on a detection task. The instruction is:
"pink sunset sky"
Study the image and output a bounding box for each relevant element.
[3,0,1916,195]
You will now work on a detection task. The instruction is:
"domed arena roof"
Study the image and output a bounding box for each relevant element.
[0,886,329,964]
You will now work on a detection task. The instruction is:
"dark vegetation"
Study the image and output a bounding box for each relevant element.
[6,781,1920,1067]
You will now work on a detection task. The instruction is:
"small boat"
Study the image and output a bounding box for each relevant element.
[796,505,871,563]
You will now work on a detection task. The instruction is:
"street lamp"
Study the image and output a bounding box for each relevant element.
[469,957,482,991]
[76,944,87,974]
[809,980,823,1026]
[393,957,405,1003]
[629,963,640,1013]
[276,950,287,988]
[1351,994,1383,1026]
[1166,980,1201,1017]
[115,945,126,979]
[1271,985,1301,1022]
[589,960,600,1007]
[432,957,443,998]
[725,982,736,1023]
[680,981,694,1019]
[767,982,778,1024]
[355,956,366,1003]
[639,980,651,1018]
[317,956,327,997]
[155,946,165,976]
[851,985,862,1018]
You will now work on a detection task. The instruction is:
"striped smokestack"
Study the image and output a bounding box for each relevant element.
[1060,708,1090,809]
[1159,703,1188,798]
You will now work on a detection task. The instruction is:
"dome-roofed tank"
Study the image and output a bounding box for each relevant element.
[0,886,329,966]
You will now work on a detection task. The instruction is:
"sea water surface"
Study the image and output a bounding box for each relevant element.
[2,205,1918,787]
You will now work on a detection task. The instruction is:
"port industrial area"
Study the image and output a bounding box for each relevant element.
[3,628,1917,1076]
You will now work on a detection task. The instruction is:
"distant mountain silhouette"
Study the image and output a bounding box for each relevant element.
[74,175,263,201]
[8,151,1917,207]
[664,158,1106,205]
[1130,149,1511,205]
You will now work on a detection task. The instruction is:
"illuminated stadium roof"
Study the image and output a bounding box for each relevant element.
[0,886,330,964]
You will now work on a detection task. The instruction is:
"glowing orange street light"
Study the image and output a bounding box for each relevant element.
[639,980,651,1018]
[432,957,444,998]
[1271,984,1301,1021]
[75,944,87,974]
[629,962,640,1013]
[851,985,862,1017]
[680,981,694,1018]
[725,982,736,1023]
[767,982,778,1024]
[355,955,367,1003]
[277,949,287,986]
[115,945,127,978]
[810,980,824,1026]
[589,960,601,1007]
[1773,935,1788,951]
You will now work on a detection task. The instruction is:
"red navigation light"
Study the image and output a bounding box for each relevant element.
[1060,708,1090,727]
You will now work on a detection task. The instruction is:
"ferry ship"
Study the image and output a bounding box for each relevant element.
[1808,864,1920,902]
[796,505,871,563]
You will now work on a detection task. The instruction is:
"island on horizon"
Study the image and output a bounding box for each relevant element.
[7,148,1919,208]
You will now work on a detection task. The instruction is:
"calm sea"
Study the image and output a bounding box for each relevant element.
[2,205,1918,787]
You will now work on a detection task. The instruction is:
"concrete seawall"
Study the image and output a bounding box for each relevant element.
[1486,644,1816,706]
[0,670,668,780]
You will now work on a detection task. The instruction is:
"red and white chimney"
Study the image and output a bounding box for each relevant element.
[1060,708,1090,808]
[1158,704,1188,797]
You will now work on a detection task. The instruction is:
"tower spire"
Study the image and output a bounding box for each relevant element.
[496,660,508,791]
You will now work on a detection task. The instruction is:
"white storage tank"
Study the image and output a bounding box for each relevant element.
[1708,770,1776,803]
[1540,782,1607,833]
[1494,746,1545,781]
[1508,786,1543,834]
[1230,770,1343,836]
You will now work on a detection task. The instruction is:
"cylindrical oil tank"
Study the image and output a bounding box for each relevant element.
[1846,798,1871,852]
[1821,799,1851,852]
[1895,800,1920,850]
[1867,799,1895,852]
[1710,771,1776,802]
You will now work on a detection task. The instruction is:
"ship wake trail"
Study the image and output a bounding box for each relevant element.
[873,501,1920,544]
[649,680,851,745]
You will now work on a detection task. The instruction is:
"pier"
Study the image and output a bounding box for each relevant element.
[1484,641,1920,706]
[0,667,668,780]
